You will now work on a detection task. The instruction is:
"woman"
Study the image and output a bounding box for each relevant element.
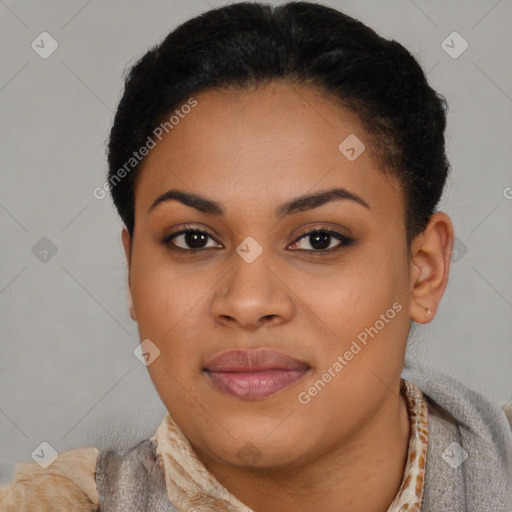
[1,2,511,511]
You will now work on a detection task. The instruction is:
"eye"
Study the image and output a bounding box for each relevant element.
[288,228,354,253]
[162,225,221,251]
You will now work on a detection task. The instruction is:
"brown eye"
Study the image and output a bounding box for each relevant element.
[162,225,221,251]
[289,228,354,252]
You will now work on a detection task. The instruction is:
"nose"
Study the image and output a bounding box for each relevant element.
[211,255,295,331]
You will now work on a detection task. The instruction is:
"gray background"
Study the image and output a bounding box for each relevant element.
[1,0,511,485]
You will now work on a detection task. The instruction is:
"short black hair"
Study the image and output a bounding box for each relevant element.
[107,1,450,248]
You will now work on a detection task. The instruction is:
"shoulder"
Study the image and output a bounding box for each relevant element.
[0,446,99,512]
[411,371,512,433]
[416,374,512,509]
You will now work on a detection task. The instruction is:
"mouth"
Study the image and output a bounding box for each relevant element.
[202,348,311,400]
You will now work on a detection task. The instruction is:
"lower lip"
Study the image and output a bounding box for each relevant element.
[204,369,309,400]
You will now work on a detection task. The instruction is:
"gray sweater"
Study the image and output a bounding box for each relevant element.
[95,371,512,511]
[414,371,512,511]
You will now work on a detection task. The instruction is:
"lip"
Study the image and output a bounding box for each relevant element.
[203,348,310,400]
[204,348,309,372]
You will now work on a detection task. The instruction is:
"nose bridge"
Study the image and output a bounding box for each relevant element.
[226,249,275,296]
[222,242,276,301]
[213,241,293,327]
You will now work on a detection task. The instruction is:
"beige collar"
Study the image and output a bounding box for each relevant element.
[151,378,428,511]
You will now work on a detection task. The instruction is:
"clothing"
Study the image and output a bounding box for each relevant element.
[413,370,512,511]
[0,372,510,511]
[0,446,99,510]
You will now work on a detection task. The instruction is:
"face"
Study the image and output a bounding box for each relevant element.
[123,80,415,470]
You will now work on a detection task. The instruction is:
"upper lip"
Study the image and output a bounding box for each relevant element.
[203,348,310,372]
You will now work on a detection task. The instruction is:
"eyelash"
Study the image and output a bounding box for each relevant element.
[161,224,354,254]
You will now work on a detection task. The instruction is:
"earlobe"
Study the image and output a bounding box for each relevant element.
[408,212,454,324]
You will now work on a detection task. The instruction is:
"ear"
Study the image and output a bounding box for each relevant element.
[121,227,136,321]
[409,211,454,324]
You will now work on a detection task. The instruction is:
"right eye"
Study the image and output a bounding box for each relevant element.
[161,225,223,251]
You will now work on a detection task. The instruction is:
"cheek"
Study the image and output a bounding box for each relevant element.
[302,255,409,373]
[129,261,211,382]
[303,256,399,326]
[130,248,202,330]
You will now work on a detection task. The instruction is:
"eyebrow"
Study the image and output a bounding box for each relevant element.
[148,187,370,217]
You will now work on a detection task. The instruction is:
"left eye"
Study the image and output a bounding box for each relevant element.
[289,228,353,252]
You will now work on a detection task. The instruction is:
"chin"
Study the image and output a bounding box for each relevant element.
[193,416,314,469]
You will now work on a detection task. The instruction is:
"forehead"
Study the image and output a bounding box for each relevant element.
[133,80,403,222]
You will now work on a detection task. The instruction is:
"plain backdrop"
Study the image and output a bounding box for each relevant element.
[1,0,511,485]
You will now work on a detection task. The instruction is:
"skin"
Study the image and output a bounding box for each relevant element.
[121,79,454,512]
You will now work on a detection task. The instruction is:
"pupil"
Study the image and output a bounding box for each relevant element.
[186,231,207,249]
[310,232,330,250]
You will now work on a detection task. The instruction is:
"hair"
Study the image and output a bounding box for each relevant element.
[107,1,450,249]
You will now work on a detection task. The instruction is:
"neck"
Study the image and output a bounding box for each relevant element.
[192,384,411,512]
